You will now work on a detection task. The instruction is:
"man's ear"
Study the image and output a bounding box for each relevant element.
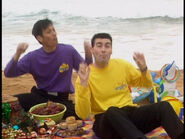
[36,36,43,43]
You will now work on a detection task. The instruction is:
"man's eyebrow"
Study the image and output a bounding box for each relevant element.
[105,42,111,45]
[96,42,102,45]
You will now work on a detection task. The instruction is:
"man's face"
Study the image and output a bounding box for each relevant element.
[91,38,112,65]
[38,25,58,47]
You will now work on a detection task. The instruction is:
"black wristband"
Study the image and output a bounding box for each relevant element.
[140,66,147,72]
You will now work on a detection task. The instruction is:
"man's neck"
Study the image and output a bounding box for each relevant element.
[93,62,109,68]
[43,45,57,53]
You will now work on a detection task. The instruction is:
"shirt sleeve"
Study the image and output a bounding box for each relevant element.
[4,53,31,77]
[75,77,91,120]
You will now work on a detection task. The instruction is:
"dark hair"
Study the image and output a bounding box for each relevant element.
[91,33,112,47]
[32,18,53,38]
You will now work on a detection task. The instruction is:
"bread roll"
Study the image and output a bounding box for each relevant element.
[66,116,76,124]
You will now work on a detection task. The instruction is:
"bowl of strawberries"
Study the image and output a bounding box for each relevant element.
[29,101,66,123]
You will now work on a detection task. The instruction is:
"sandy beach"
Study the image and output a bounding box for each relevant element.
[2,69,184,103]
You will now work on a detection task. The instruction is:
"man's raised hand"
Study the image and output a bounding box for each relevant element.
[133,52,147,72]
[78,63,90,86]
[14,42,29,62]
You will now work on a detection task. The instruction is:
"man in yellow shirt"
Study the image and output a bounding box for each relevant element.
[75,33,184,139]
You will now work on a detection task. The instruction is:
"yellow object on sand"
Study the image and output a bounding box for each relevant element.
[162,96,183,116]
[153,85,158,103]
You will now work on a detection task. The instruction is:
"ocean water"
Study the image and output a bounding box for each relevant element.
[2,0,184,70]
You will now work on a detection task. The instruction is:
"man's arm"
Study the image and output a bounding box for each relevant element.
[73,41,92,71]
[75,63,92,120]
[84,40,93,65]
[4,43,28,77]
[126,52,153,88]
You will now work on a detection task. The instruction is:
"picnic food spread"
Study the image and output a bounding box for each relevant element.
[2,101,95,139]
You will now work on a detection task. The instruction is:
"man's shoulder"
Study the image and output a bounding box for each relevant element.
[111,58,128,64]
[58,43,79,55]
[110,59,133,71]
[27,47,42,56]
[58,43,74,49]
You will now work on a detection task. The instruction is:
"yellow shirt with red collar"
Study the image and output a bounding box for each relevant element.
[75,58,153,120]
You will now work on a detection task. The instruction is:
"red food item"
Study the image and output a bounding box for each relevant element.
[16,136,27,139]
[39,127,46,135]
[31,102,64,115]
